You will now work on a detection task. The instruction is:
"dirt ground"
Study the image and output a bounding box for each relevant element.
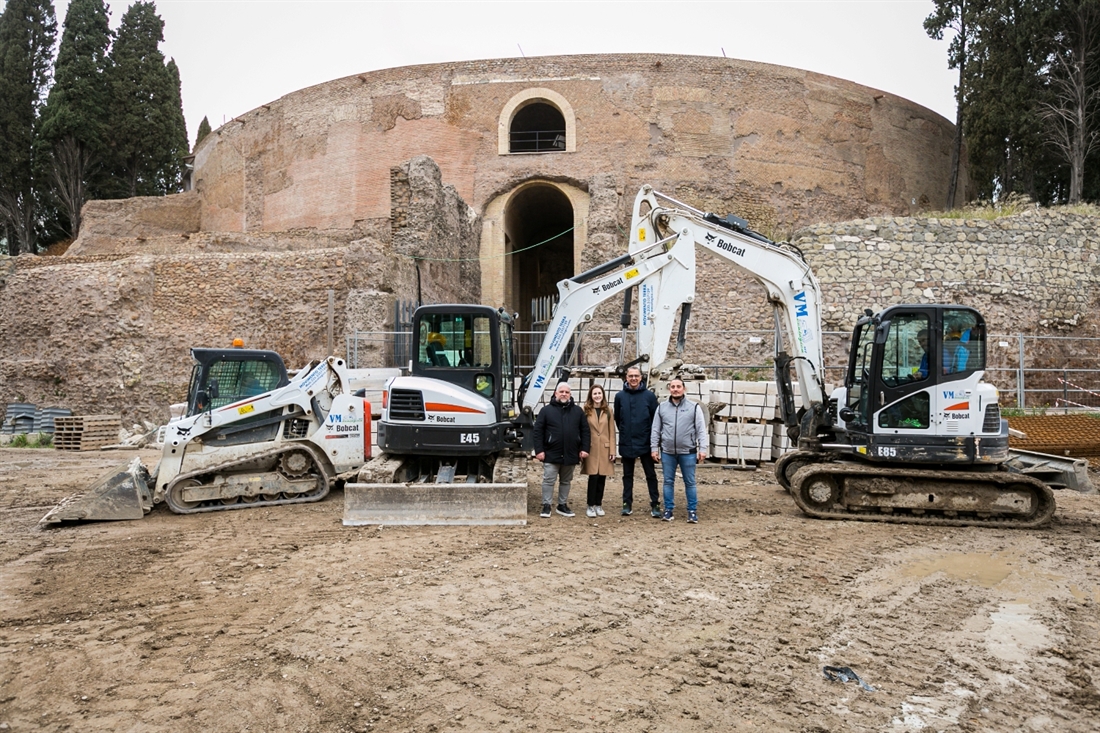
[1,448,1099,733]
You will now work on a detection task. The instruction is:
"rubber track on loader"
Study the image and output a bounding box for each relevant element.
[788,462,1056,529]
[162,445,332,514]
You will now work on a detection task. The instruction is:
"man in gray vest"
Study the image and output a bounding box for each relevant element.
[650,377,708,523]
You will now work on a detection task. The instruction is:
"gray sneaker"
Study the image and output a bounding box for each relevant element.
[586,505,597,518]
[621,502,633,516]
[650,503,662,518]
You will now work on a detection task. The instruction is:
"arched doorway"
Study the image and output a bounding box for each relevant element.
[504,184,573,331]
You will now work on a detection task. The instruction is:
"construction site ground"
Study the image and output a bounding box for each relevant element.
[2,447,1099,733]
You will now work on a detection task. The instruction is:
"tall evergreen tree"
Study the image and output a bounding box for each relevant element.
[37,0,112,238]
[925,0,978,208]
[194,115,211,149]
[105,0,187,197]
[159,57,188,190]
[0,0,57,254]
[926,0,1100,204]
[962,0,1056,201]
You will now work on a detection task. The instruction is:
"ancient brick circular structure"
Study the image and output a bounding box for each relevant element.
[191,54,961,325]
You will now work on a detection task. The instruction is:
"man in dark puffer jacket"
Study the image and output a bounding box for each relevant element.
[533,381,590,518]
[614,367,660,517]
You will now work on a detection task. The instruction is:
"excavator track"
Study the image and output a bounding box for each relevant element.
[162,445,332,514]
[774,450,820,493]
[491,452,531,484]
[788,461,1056,529]
[355,454,410,484]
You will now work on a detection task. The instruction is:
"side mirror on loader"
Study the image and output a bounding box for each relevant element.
[197,380,218,421]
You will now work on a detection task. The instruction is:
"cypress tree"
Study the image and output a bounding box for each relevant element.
[105,0,187,197]
[0,0,57,254]
[195,115,211,149]
[159,57,188,191]
[37,0,112,237]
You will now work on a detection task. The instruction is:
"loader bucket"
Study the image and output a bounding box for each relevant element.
[40,457,154,524]
[343,482,528,526]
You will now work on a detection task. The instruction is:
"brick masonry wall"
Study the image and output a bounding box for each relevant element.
[191,53,964,237]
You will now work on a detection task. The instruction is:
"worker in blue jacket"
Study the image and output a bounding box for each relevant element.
[614,366,661,517]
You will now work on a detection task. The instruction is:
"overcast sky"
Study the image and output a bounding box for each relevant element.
[47,0,959,147]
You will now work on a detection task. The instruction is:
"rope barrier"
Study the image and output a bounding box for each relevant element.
[402,226,575,263]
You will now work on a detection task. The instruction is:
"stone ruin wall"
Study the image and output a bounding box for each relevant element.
[3,51,1097,427]
[790,210,1100,381]
[2,171,1098,423]
[555,207,1100,383]
[0,157,479,423]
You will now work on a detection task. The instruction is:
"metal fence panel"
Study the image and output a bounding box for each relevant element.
[345,329,1100,411]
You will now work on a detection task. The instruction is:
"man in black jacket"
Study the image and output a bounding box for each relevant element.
[533,381,590,518]
[614,367,660,517]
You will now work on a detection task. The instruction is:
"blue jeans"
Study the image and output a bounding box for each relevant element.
[661,452,697,512]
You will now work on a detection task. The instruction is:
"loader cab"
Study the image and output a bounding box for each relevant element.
[186,348,290,417]
[841,305,989,458]
[411,305,518,419]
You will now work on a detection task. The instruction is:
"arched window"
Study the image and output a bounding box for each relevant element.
[509,103,566,153]
[498,88,576,155]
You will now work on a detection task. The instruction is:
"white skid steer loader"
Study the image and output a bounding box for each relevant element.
[42,348,395,524]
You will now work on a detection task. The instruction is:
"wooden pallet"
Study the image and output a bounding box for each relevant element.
[53,415,121,451]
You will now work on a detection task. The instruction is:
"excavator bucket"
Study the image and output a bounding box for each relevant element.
[342,482,528,526]
[40,457,154,524]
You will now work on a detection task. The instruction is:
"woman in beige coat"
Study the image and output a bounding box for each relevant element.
[581,384,616,517]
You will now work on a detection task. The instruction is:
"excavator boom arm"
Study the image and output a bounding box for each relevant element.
[520,234,695,413]
[630,186,827,425]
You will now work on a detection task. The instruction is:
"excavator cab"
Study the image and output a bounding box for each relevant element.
[839,304,1005,464]
[411,305,518,423]
[376,304,523,459]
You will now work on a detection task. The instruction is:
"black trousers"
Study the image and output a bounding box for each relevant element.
[621,454,659,506]
[587,475,607,506]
